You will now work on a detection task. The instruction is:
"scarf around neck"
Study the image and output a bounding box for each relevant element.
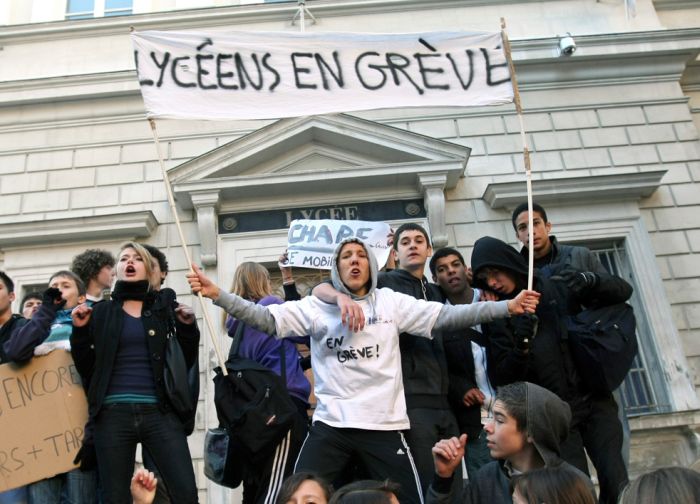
[111,280,152,302]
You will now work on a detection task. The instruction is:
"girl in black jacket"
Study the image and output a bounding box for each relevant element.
[71,242,200,504]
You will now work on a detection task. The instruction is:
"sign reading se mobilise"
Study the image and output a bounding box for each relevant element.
[0,351,88,491]
[286,219,391,270]
[131,30,513,120]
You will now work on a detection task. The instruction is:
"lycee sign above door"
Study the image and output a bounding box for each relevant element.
[218,199,426,234]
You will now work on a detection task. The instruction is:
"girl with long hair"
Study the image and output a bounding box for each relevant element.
[71,243,200,503]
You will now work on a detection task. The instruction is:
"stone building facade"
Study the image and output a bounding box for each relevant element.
[1,0,699,502]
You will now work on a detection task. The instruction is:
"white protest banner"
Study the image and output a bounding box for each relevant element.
[0,351,88,491]
[286,219,391,270]
[131,30,513,120]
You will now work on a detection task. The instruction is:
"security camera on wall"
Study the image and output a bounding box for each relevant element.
[559,33,576,56]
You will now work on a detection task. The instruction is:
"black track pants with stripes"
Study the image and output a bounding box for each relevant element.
[242,399,309,504]
[295,421,425,504]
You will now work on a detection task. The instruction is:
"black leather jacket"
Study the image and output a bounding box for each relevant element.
[70,288,199,419]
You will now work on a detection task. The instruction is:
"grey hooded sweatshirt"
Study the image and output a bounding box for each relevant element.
[427,382,594,504]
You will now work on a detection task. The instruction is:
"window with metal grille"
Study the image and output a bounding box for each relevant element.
[590,243,670,416]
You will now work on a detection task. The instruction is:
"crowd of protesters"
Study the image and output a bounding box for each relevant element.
[0,201,698,504]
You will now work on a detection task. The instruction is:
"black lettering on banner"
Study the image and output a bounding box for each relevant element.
[480,47,511,86]
[291,52,317,89]
[235,53,264,90]
[196,53,217,90]
[134,51,154,86]
[447,50,475,90]
[150,51,171,88]
[315,51,344,90]
[171,56,196,88]
[216,53,239,90]
[262,53,281,92]
[355,52,387,90]
[414,53,449,90]
[385,52,423,95]
[197,38,213,51]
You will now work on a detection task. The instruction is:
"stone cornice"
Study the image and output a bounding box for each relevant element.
[174,159,465,209]
[482,170,668,209]
[0,211,158,249]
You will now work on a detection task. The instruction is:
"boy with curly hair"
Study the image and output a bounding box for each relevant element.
[71,248,115,302]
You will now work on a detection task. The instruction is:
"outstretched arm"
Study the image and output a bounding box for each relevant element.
[433,289,540,331]
[187,264,277,335]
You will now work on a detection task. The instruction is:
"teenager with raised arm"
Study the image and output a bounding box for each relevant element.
[188,237,539,504]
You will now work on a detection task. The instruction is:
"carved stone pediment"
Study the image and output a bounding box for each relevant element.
[171,113,470,265]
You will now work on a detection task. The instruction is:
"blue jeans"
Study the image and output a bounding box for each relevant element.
[27,468,97,504]
[0,487,27,504]
[94,404,197,504]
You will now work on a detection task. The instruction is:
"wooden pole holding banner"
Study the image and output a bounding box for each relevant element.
[147,118,229,376]
[500,18,535,291]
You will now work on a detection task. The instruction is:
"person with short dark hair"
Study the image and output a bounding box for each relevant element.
[4,270,86,361]
[20,291,43,319]
[276,472,333,504]
[143,244,169,288]
[430,247,495,479]
[510,203,633,503]
[428,382,594,504]
[3,269,97,503]
[71,249,115,302]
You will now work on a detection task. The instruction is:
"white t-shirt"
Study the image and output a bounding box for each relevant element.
[268,287,442,431]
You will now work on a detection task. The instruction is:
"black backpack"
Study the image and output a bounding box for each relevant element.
[566,303,638,394]
[212,321,297,463]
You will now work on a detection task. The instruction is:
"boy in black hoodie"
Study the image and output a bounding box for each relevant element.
[427,382,593,504]
[469,236,630,504]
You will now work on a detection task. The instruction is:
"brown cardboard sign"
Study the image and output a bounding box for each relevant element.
[0,350,88,491]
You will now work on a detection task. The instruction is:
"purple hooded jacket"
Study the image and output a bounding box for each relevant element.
[226,295,311,405]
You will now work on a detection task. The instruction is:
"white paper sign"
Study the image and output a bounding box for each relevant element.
[131,30,513,120]
[286,219,391,270]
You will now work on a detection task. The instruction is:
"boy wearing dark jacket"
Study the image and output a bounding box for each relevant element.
[470,236,631,504]
[427,382,593,504]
